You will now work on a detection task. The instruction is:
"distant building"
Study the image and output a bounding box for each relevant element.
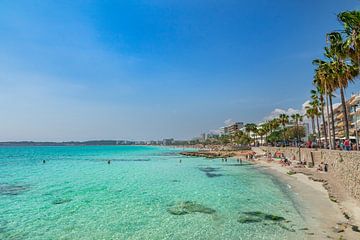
[227,122,244,135]
[200,133,207,141]
[321,93,360,140]
[162,138,174,145]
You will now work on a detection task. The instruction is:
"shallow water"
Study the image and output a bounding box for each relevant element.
[0,146,307,239]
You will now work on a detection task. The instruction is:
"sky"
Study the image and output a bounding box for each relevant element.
[0,0,359,141]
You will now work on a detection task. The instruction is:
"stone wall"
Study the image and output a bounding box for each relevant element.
[260,147,360,201]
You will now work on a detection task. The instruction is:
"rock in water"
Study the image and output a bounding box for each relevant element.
[167,201,216,215]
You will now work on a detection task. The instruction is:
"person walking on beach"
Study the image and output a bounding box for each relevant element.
[344,139,351,151]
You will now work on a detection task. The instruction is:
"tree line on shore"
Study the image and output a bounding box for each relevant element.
[307,10,360,149]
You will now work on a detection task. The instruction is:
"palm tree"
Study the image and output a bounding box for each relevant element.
[278,114,289,145]
[261,122,272,144]
[326,32,358,140]
[257,127,267,146]
[291,113,303,146]
[310,99,321,142]
[245,123,257,145]
[305,106,316,137]
[311,87,328,148]
[269,118,280,133]
[338,11,360,69]
[313,59,338,149]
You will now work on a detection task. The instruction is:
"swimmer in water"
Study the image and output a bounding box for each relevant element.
[107,160,111,164]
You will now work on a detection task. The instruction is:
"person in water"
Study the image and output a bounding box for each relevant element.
[43,160,46,164]
[107,160,111,164]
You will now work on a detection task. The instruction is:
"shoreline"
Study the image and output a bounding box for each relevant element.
[254,160,357,239]
[181,148,360,239]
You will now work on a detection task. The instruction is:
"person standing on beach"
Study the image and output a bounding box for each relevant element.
[344,139,351,151]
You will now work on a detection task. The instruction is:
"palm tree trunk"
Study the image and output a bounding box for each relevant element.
[282,125,286,146]
[296,121,300,147]
[316,116,321,145]
[320,96,328,148]
[311,117,315,136]
[329,95,336,149]
[326,95,332,149]
[340,87,350,140]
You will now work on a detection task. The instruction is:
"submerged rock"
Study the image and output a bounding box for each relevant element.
[167,201,216,215]
[52,198,72,205]
[0,183,29,195]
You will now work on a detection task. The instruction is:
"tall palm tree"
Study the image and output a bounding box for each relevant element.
[261,122,271,145]
[291,113,303,146]
[278,114,289,145]
[338,11,360,69]
[313,59,338,149]
[257,127,267,146]
[310,99,321,141]
[326,32,358,140]
[311,87,328,148]
[305,106,316,137]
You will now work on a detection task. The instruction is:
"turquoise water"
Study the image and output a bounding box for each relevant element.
[0,146,307,240]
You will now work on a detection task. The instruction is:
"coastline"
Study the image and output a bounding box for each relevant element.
[254,160,358,239]
[181,148,360,239]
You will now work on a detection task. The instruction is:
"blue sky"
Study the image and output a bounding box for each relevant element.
[0,0,359,141]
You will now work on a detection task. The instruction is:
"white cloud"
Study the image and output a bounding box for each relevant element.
[264,101,310,121]
[224,118,235,126]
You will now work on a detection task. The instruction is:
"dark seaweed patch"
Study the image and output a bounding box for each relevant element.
[198,167,221,173]
[237,211,293,231]
[0,183,30,195]
[52,198,72,205]
[167,201,216,215]
[198,167,224,178]
[242,211,285,222]
[206,173,223,178]
[237,216,262,223]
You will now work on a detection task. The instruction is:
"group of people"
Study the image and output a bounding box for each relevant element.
[335,139,354,151]
[305,139,357,151]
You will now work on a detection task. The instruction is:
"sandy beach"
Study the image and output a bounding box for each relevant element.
[241,149,360,240]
